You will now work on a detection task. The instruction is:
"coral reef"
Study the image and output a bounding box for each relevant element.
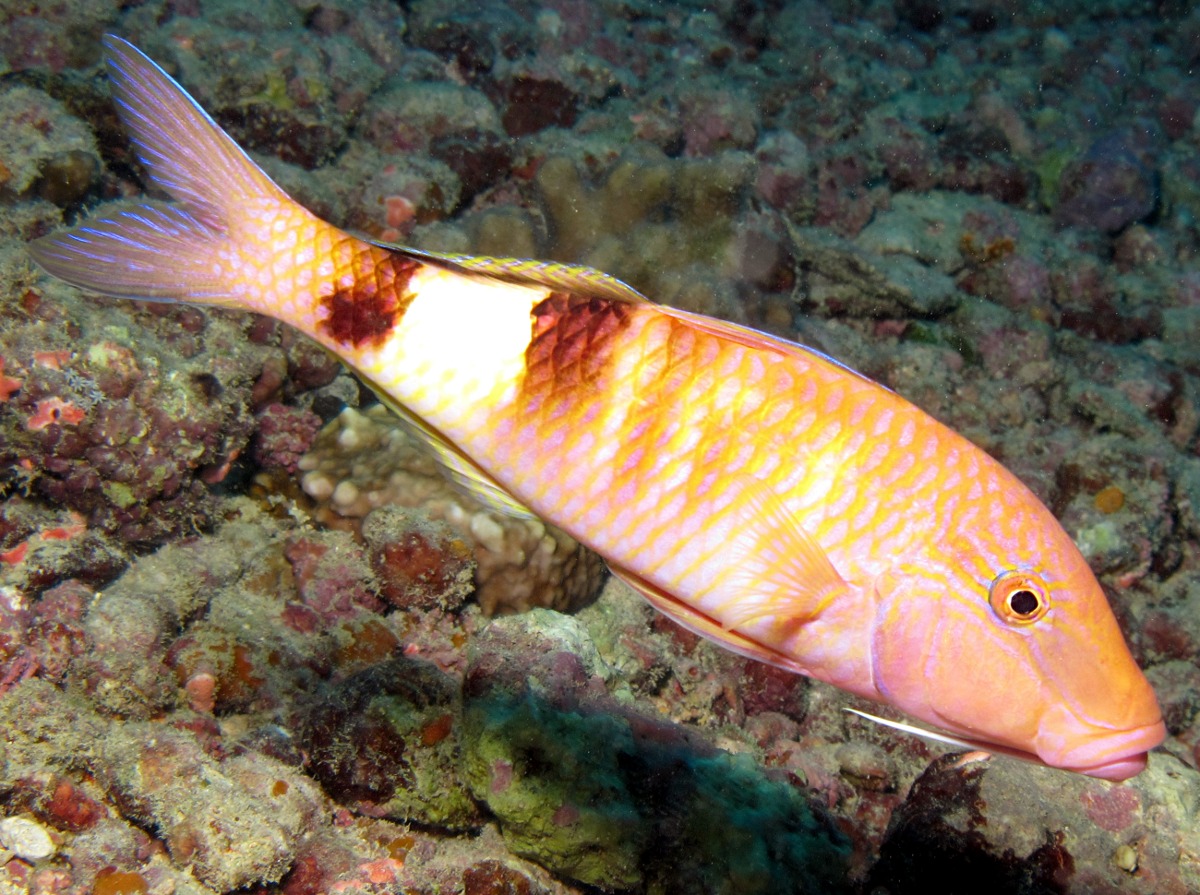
[3,0,1200,893]
[528,149,766,320]
[0,247,338,556]
[0,505,853,894]
[0,87,101,201]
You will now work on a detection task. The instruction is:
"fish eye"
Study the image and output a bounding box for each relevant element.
[988,571,1050,625]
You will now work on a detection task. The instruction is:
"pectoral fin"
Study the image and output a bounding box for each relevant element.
[708,477,850,631]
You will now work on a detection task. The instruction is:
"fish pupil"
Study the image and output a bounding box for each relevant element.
[1009,589,1040,616]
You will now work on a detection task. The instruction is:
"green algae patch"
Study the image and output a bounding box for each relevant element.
[463,690,646,890]
[461,613,851,894]
[1034,146,1077,210]
[102,481,137,510]
[301,657,482,831]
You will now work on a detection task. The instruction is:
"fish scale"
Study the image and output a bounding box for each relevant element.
[27,35,1164,780]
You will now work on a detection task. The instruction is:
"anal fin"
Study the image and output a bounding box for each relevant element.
[367,387,540,521]
[608,563,810,676]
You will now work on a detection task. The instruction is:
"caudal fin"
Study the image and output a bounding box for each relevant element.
[27,34,290,303]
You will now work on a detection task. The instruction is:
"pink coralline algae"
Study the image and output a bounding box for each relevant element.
[0,357,23,401]
[960,250,1053,318]
[252,403,322,474]
[814,155,884,239]
[285,532,385,621]
[878,122,940,193]
[0,308,245,545]
[753,131,813,216]
[1053,258,1163,344]
[25,396,86,430]
[22,579,89,683]
[1080,783,1142,834]
[678,87,759,157]
[362,506,477,612]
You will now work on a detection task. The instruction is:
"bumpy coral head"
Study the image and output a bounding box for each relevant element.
[869,498,1164,780]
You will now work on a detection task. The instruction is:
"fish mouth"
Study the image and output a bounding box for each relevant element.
[1036,714,1167,781]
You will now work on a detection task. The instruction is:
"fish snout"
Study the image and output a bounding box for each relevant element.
[1036,704,1166,781]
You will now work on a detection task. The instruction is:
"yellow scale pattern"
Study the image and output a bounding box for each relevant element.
[233,207,1069,680]
[223,200,406,343]
[460,302,989,626]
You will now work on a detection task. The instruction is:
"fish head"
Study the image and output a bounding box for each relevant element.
[869,506,1164,780]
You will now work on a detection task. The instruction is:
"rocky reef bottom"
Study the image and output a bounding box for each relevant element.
[1,495,1197,895]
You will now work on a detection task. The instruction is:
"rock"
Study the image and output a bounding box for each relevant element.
[459,611,851,893]
[788,223,959,317]
[300,657,482,829]
[362,506,476,612]
[0,815,56,861]
[298,406,607,616]
[1055,130,1159,234]
[866,751,1200,894]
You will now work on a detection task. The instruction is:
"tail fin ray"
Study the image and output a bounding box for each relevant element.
[28,34,292,305]
[101,34,288,225]
[28,204,232,302]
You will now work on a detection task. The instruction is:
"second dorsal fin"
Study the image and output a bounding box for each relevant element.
[376,244,651,306]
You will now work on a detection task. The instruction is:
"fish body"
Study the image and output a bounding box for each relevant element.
[29,36,1164,779]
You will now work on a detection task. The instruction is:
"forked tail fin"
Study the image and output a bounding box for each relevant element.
[27,34,291,304]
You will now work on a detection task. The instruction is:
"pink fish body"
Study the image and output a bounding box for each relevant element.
[29,36,1164,779]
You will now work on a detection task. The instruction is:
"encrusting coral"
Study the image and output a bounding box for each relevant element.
[297,405,606,616]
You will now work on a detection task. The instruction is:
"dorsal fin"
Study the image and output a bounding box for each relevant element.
[375,244,886,394]
[373,243,651,306]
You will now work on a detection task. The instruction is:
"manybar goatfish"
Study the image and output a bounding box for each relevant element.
[30,36,1164,780]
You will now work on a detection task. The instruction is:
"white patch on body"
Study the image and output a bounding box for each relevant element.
[371,266,545,418]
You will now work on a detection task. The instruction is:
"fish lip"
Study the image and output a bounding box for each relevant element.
[1039,718,1166,780]
[1068,753,1148,782]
